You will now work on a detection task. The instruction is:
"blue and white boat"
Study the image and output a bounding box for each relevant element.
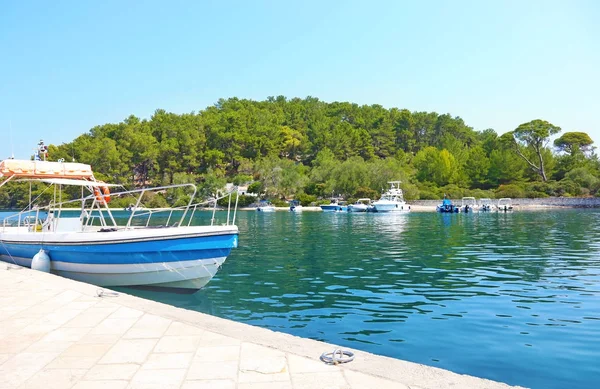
[320,199,347,212]
[437,198,459,213]
[0,156,239,290]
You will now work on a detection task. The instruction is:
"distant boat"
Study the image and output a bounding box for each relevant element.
[256,200,276,212]
[479,198,494,212]
[347,198,372,213]
[497,198,513,212]
[320,199,347,212]
[124,203,145,212]
[461,197,477,213]
[289,200,303,212]
[372,181,410,212]
[437,198,459,213]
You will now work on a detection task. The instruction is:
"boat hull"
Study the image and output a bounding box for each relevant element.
[320,205,347,212]
[0,226,238,290]
[372,202,410,212]
[348,204,368,212]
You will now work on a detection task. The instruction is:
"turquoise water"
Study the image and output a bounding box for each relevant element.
[124,210,600,389]
[3,209,599,388]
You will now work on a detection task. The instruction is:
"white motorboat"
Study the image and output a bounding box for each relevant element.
[372,181,410,212]
[479,198,494,212]
[256,200,276,212]
[461,197,477,213]
[289,200,303,212]
[497,198,514,212]
[347,198,372,212]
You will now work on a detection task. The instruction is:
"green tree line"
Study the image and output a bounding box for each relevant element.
[1,96,598,208]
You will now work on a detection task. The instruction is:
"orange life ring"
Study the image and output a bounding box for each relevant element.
[94,186,111,203]
[102,186,111,203]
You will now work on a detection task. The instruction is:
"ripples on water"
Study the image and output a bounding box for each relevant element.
[118,210,600,389]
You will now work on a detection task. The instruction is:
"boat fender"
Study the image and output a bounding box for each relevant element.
[31,249,51,273]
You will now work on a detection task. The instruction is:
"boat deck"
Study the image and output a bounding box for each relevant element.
[0,266,523,389]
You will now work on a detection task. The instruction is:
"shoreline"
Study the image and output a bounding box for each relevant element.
[241,203,571,212]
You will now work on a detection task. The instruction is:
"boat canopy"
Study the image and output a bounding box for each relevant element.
[0,159,94,179]
[26,178,120,187]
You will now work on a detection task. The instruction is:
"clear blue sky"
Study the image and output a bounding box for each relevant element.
[1,0,598,159]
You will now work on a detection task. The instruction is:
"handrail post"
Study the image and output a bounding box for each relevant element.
[232,187,239,225]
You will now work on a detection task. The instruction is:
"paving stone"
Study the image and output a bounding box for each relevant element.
[0,353,14,366]
[181,380,236,389]
[186,360,238,380]
[108,306,144,319]
[239,343,287,375]
[0,334,43,354]
[89,317,139,335]
[287,353,335,373]
[18,368,87,389]
[200,331,241,346]
[154,335,203,353]
[129,368,187,389]
[46,356,101,369]
[165,321,205,336]
[63,308,116,328]
[344,369,410,389]
[291,371,350,389]
[84,364,140,381]
[24,340,75,353]
[60,343,113,358]
[39,326,91,342]
[99,339,158,364]
[72,380,129,389]
[123,314,172,339]
[194,345,240,362]
[76,333,122,345]
[238,382,293,389]
[0,351,61,388]
[141,352,194,370]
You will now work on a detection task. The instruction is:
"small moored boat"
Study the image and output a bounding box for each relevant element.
[479,198,494,212]
[256,200,276,212]
[461,197,477,213]
[437,198,459,213]
[372,181,410,212]
[289,200,303,212]
[497,198,513,212]
[347,198,372,213]
[320,198,347,212]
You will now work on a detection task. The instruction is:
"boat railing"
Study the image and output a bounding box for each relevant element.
[1,183,240,231]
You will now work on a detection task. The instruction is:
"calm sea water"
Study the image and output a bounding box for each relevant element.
[2,209,599,388]
[124,210,600,389]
